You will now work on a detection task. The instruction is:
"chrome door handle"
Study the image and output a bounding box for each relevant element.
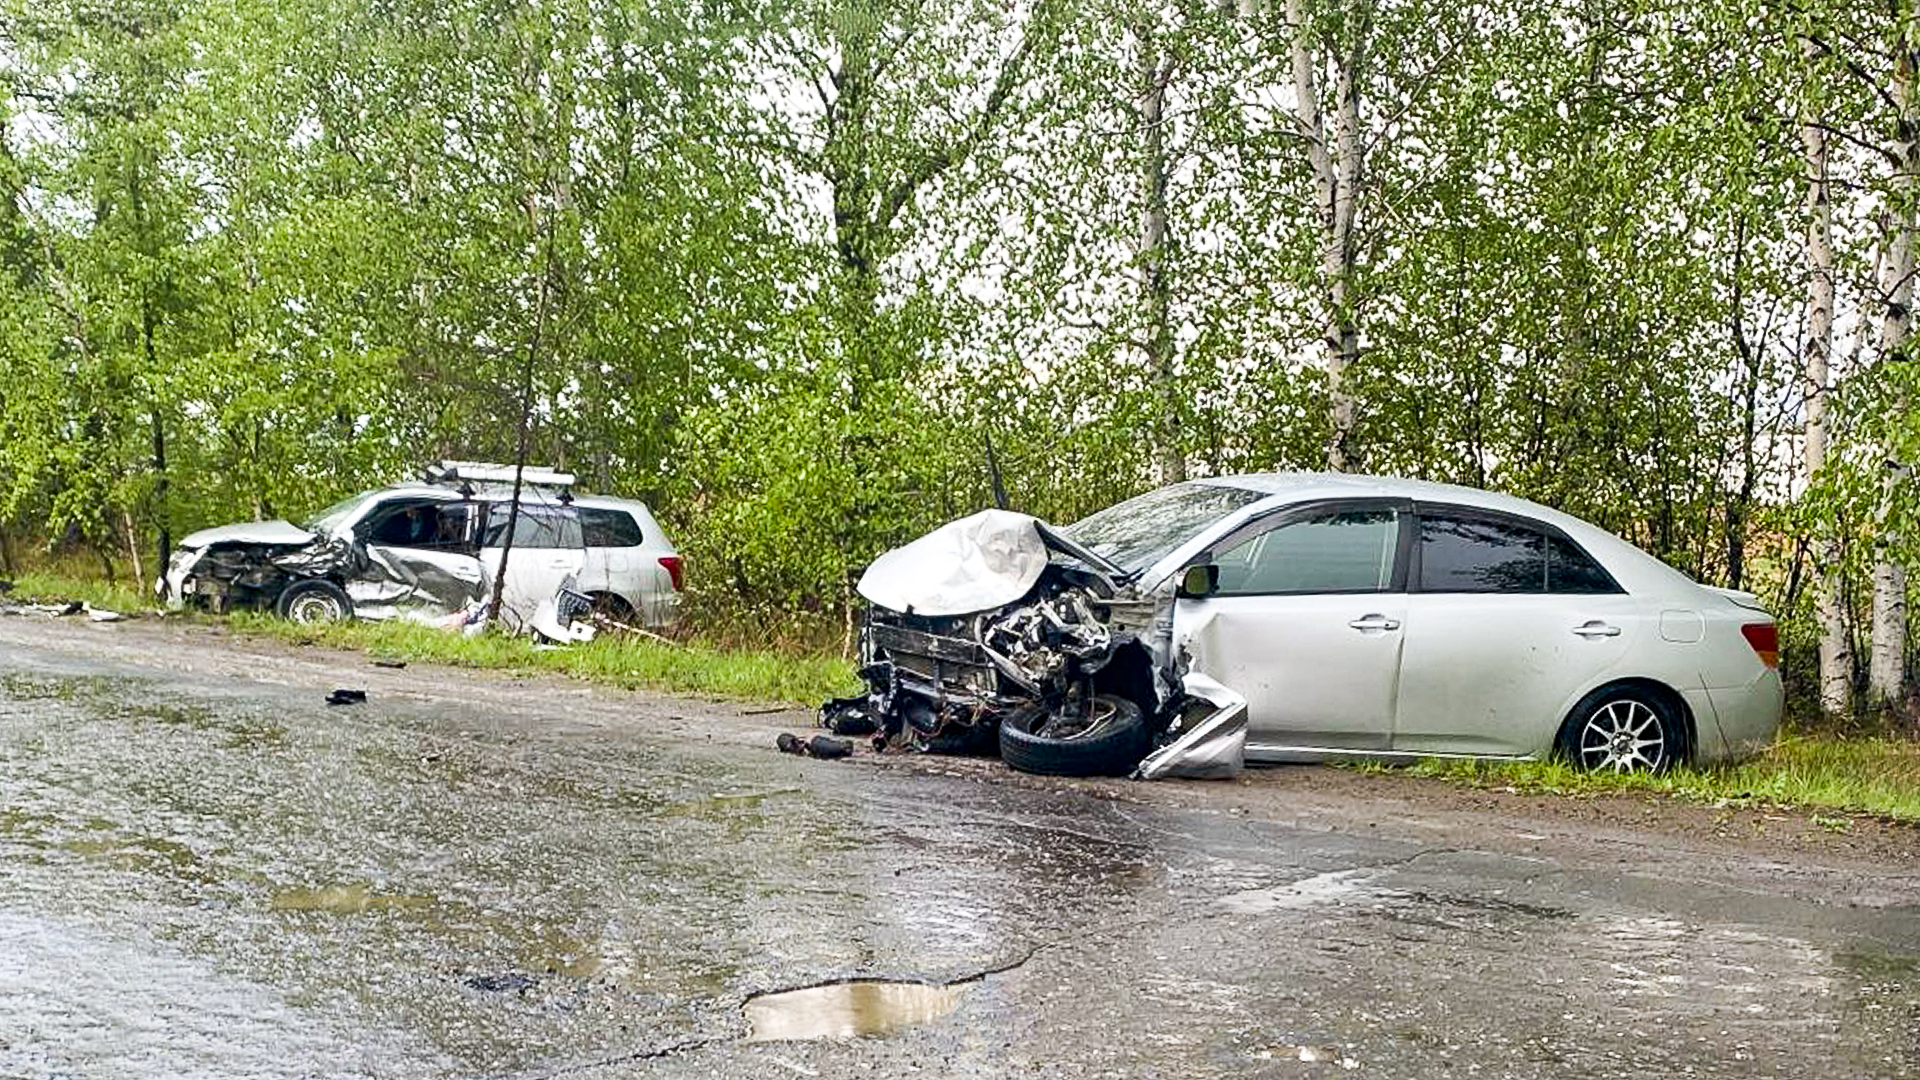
[1573,620,1621,638]
[1348,614,1401,632]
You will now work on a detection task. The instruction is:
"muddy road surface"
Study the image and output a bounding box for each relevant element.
[2,617,1917,1079]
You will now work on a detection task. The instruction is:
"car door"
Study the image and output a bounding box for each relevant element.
[351,497,487,617]
[477,502,587,623]
[1172,500,1410,752]
[1391,505,1644,756]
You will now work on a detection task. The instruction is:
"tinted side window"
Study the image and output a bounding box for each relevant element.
[1213,509,1398,595]
[1547,534,1620,593]
[581,507,645,548]
[1418,514,1543,593]
[483,506,583,550]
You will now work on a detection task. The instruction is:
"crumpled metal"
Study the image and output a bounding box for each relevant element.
[1134,672,1247,780]
[856,509,1050,616]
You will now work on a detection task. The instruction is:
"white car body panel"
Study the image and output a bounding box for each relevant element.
[1392,592,1645,756]
[175,520,318,549]
[571,495,682,629]
[1175,593,1406,751]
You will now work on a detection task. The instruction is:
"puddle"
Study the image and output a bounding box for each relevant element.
[744,980,964,1041]
[1218,869,1378,915]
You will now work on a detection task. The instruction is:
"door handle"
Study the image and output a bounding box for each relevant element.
[1348,614,1401,632]
[1573,620,1621,638]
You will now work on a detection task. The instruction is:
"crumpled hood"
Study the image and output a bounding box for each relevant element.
[177,519,317,550]
[857,509,1051,616]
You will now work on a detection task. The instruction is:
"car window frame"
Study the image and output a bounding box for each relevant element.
[1187,497,1414,597]
[1408,502,1625,596]
[478,501,585,551]
[580,505,647,549]
[355,494,479,555]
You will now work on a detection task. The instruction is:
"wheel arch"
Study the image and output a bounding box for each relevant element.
[1558,676,1697,766]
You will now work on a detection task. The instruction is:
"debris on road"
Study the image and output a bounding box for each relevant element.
[463,973,538,993]
[326,689,368,706]
[777,733,853,759]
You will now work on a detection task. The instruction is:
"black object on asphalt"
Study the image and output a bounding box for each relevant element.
[371,659,407,669]
[464,973,537,993]
[326,689,368,706]
[777,733,853,759]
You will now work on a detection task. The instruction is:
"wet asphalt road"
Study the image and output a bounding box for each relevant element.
[1,624,1917,1079]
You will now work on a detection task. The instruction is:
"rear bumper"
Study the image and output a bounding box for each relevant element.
[1689,670,1784,763]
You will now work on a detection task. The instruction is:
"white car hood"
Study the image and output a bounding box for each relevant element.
[857,509,1050,616]
[177,519,317,550]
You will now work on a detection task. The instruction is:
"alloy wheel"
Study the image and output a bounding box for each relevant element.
[1577,698,1668,773]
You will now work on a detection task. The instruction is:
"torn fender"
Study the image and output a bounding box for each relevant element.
[1134,672,1246,781]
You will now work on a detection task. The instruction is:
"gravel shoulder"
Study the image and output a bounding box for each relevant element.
[4,612,1916,903]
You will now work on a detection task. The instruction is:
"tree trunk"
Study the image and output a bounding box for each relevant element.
[1286,0,1363,472]
[1137,20,1182,484]
[1869,30,1918,714]
[1798,40,1854,719]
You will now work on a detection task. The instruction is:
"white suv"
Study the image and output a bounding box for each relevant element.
[160,462,683,630]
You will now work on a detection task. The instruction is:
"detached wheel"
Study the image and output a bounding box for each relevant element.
[1558,685,1680,773]
[276,579,353,624]
[999,693,1149,777]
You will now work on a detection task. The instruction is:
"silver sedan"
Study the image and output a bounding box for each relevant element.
[1062,474,1783,770]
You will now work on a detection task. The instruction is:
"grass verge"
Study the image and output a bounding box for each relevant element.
[7,570,858,704]
[1383,734,1920,824]
[229,614,860,704]
[5,571,153,614]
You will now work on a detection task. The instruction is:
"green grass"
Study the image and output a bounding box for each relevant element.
[6,570,858,704]
[227,612,859,704]
[4,571,154,614]
[1387,734,1920,823]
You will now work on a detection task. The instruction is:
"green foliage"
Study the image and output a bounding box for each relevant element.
[0,0,1914,723]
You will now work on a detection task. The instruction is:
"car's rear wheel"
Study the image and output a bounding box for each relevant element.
[584,592,629,618]
[277,579,353,624]
[1559,685,1680,773]
[999,693,1149,777]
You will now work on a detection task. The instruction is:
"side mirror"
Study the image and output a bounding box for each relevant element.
[1177,563,1219,599]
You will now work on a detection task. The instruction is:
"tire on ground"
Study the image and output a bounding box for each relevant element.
[276,578,354,624]
[1555,682,1684,773]
[999,693,1150,777]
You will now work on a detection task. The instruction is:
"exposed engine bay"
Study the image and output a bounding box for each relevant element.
[822,509,1246,779]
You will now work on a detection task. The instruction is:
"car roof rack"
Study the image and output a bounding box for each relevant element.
[423,460,577,491]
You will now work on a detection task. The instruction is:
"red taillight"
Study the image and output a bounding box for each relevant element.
[1741,622,1779,667]
[658,555,684,591]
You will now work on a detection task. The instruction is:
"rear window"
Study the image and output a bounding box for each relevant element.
[482,505,582,549]
[1060,482,1266,573]
[1418,514,1543,593]
[581,507,645,548]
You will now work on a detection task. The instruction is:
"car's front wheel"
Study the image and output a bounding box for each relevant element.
[276,579,353,624]
[999,693,1149,777]
[1559,685,1681,773]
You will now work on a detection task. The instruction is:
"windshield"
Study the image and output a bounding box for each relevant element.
[1059,482,1267,573]
[304,491,379,534]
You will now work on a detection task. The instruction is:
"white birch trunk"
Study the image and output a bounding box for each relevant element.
[1138,22,1183,484]
[1798,39,1854,719]
[1286,0,1362,472]
[1869,35,1918,712]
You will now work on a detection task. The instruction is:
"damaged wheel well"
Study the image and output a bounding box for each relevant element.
[1091,639,1157,727]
